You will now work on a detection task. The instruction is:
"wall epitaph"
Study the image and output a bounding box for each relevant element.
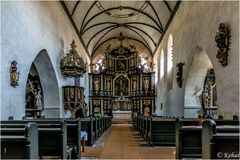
[176,62,185,88]
[215,23,231,66]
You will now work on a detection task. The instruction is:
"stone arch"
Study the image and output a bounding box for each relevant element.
[26,49,60,118]
[184,46,214,118]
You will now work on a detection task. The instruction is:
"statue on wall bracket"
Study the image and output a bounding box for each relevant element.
[10,60,20,87]
[176,62,185,88]
[215,23,231,66]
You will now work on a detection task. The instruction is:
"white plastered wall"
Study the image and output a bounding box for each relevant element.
[154,1,239,119]
[1,1,90,120]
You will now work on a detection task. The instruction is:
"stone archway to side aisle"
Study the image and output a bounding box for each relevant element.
[27,49,60,118]
[184,46,214,118]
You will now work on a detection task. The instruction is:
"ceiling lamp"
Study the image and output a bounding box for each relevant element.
[60,40,86,77]
[96,1,149,18]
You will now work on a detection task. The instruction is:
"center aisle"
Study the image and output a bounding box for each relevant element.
[82,124,175,159]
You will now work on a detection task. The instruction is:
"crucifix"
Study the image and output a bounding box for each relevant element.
[118,32,124,46]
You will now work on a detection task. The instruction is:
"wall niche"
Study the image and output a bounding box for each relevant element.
[25,63,44,118]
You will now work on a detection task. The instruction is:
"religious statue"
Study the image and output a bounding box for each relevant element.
[144,78,149,93]
[94,79,100,95]
[10,61,20,86]
[26,79,41,109]
[35,90,43,110]
[215,23,231,66]
[119,61,125,71]
[144,107,150,116]
[106,79,111,91]
[132,78,137,91]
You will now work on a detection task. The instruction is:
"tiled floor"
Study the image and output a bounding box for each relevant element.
[82,124,175,159]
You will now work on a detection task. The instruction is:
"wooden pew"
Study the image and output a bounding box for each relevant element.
[93,117,99,141]
[64,118,81,159]
[175,118,201,159]
[202,119,239,159]
[81,117,94,146]
[138,115,144,133]
[100,117,104,135]
[81,116,112,146]
[141,116,148,138]
[176,118,240,159]
[105,116,112,130]
[132,115,137,130]
[1,122,39,159]
[40,118,81,158]
[137,115,142,132]
[1,120,68,159]
[144,116,150,140]
[149,117,176,146]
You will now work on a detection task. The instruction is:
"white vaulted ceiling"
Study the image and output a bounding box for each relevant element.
[61,0,181,59]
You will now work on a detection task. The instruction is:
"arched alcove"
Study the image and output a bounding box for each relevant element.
[25,49,60,118]
[184,46,214,118]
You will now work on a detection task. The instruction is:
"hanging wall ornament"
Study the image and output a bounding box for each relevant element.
[215,23,231,66]
[176,62,185,88]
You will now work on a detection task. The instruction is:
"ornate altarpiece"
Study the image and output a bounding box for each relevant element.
[89,44,155,116]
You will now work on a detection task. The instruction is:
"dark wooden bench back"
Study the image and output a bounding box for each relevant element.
[202,119,239,159]
[176,118,240,159]
[149,117,176,146]
[1,119,67,159]
[1,122,39,159]
[44,118,81,159]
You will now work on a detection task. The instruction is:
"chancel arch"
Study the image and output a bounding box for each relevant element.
[184,46,216,118]
[25,49,60,118]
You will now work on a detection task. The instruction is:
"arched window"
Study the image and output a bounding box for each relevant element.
[160,49,164,79]
[167,34,173,90]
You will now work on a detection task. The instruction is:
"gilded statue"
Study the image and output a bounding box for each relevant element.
[10,61,19,86]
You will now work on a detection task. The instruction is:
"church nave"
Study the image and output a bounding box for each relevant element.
[1,0,239,159]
